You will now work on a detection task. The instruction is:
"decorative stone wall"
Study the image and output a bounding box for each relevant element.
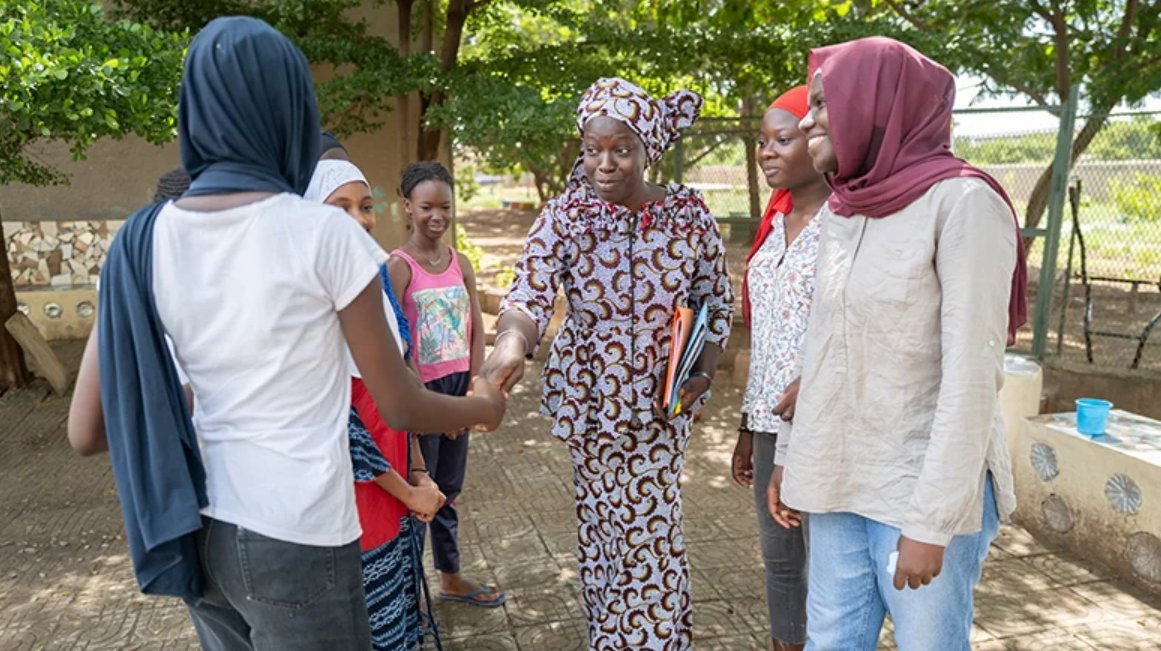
[4,220,121,289]
[1015,410,1161,595]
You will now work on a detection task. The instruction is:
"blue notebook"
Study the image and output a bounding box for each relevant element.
[664,302,709,416]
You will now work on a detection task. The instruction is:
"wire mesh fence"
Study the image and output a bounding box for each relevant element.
[1046,114,1161,372]
[668,117,764,220]
[667,109,1161,373]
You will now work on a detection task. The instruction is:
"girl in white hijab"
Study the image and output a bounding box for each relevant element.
[306,159,443,651]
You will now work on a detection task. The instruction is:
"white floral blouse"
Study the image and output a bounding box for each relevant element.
[742,210,822,434]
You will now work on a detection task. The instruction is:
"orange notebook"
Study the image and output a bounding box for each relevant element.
[663,303,708,416]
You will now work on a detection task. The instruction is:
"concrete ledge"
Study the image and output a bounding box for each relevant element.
[15,287,96,341]
[1042,358,1161,421]
[1014,410,1161,594]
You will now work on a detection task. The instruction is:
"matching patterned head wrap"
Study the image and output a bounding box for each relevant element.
[575,77,703,166]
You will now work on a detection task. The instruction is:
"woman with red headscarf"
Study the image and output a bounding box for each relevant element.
[766,37,1026,649]
[730,85,828,651]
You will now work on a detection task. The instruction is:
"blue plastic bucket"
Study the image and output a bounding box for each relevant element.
[1075,398,1113,437]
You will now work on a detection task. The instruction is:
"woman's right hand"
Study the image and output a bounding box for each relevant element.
[731,419,754,488]
[469,376,506,432]
[480,333,527,394]
[767,464,804,529]
[406,482,446,523]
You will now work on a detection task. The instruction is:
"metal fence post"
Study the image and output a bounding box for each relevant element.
[1031,92,1078,358]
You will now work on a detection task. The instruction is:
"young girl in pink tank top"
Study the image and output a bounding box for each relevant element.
[386,162,505,608]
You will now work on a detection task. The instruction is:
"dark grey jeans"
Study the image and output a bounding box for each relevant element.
[184,517,371,651]
[753,431,809,645]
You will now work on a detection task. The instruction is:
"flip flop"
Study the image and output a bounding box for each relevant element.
[437,585,506,608]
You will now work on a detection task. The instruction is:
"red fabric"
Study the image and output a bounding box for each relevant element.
[769,85,809,122]
[742,85,810,329]
[351,378,410,552]
[809,37,1027,343]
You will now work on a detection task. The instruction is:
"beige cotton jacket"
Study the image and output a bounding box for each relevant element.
[776,177,1019,547]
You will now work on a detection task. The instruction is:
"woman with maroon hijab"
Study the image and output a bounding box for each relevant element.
[766,37,1026,649]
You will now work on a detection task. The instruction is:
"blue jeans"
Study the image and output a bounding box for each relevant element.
[805,476,999,651]
[184,517,371,651]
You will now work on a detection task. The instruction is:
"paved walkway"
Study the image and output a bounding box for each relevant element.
[2,342,1160,650]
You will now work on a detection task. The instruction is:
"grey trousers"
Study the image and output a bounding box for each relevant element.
[184,517,372,651]
[753,431,809,644]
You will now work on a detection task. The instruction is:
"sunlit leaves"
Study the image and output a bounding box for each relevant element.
[0,0,186,185]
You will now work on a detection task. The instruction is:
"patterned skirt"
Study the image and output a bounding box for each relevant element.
[363,516,423,651]
[569,421,693,651]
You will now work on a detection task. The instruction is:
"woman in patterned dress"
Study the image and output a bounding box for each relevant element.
[479,77,733,650]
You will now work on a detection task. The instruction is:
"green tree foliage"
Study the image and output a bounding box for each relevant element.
[953,116,1161,166]
[1111,172,1161,223]
[1088,116,1161,161]
[437,0,880,200]
[870,0,1161,230]
[0,0,187,185]
[0,0,188,390]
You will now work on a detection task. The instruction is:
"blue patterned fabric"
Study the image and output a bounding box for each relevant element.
[380,264,411,362]
[349,408,390,482]
[363,516,423,651]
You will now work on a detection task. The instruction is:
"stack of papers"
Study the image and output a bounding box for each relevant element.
[663,302,709,417]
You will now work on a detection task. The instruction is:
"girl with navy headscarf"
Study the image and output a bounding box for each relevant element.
[67,17,504,650]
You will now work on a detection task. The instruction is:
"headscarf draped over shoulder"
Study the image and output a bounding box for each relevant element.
[808,36,1027,343]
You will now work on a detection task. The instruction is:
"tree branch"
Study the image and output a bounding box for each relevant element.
[882,0,931,32]
[979,63,1051,106]
[1112,0,1140,60]
[1029,0,1053,22]
[1044,5,1071,100]
[881,0,1049,106]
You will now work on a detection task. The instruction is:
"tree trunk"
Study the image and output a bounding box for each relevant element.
[532,168,552,204]
[416,0,473,162]
[0,206,32,392]
[417,121,443,161]
[395,0,415,163]
[742,97,761,219]
[1021,113,1108,249]
[421,0,433,53]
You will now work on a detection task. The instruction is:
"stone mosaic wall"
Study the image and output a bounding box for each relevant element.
[4,220,121,289]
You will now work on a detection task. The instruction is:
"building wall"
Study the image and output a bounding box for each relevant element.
[2,2,444,294]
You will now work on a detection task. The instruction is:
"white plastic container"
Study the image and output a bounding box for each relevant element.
[1000,354,1044,460]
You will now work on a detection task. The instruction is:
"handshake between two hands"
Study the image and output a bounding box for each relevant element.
[463,332,529,433]
[465,328,717,433]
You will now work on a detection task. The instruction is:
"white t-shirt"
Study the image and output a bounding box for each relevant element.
[347,287,406,378]
[150,193,386,547]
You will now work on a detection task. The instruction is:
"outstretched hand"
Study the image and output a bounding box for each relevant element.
[479,334,527,395]
[468,376,506,432]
